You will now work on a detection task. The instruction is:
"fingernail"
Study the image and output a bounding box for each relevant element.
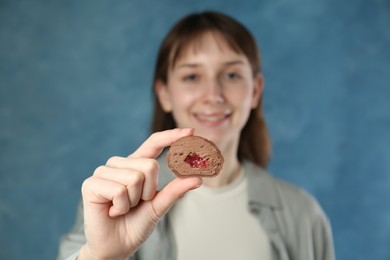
[190,185,200,190]
[190,181,202,190]
[181,128,194,134]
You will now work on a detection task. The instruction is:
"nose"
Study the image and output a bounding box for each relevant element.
[203,78,224,104]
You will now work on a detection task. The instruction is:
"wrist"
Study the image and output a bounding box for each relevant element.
[78,245,129,260]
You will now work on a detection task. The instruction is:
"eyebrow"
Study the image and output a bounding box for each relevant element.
[175,60,245,69]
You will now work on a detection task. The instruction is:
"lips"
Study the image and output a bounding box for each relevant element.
[194,111,231,125]
[196,113,227,121]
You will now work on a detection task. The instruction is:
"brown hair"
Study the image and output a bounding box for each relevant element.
[151,11,271,168]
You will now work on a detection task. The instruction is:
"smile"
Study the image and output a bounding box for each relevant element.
[194,112,231,125]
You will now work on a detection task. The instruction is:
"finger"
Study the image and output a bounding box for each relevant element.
[105,157,159,201]
[151,177,203,218]
[93,166,145,208]
[129,128,193,159]
[82,177,131,218]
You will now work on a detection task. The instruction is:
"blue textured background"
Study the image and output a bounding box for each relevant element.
[1,0,389,259]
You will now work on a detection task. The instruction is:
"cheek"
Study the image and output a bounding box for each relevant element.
[167,79,203,103]
[169,89,197,111]
[169,91,198,128]
[227,87,253,107]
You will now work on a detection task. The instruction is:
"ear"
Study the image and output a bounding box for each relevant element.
[155,80,173,112]
[251,73,264,108]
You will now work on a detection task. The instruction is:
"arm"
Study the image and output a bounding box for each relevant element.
[57,202,85,260]
[290,195,336,260]
[58,129,202,260]
[310,204,335,260]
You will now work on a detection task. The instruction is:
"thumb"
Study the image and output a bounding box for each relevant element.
[151,177,203,218]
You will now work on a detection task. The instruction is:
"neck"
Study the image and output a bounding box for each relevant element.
[202,138,242,188]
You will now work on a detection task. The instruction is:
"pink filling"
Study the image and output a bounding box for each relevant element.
[184,153,208,168]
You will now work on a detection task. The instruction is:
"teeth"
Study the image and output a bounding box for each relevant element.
[197,114,226,121]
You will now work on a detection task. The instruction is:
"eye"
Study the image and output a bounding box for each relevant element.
[183,74,199,82]
[224,72,241,80]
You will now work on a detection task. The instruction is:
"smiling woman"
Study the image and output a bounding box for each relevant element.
[57,11,335,260]
[155,32,261,148]
[154,31,263,189]
[152,13,270,169]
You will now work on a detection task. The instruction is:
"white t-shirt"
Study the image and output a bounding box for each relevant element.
[169,171,271,260]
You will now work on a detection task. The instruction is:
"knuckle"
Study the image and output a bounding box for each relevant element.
[145,159,159,174]
[93,165,106,176]
[129,171,145,186]
[147,202,161,224]
[150,132,158,139]
[81,177,93,194]
[115,185,128,196]
[106,156,121,165]
[149,132,159,142]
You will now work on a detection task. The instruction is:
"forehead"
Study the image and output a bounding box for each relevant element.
[170,31,243,67]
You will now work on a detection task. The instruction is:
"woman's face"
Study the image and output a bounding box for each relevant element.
[156,32,262,148]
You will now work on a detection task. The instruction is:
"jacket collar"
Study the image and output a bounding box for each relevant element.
[243,160,283,209]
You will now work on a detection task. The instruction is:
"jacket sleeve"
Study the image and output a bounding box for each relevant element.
[273,177,335,260]
[56,201,86,260]
[309,203,335,260]
[290,194,336,260]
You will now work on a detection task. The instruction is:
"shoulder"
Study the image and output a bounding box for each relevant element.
[276,176,323,216]
[244,160,325,219]
[245,161,335,255]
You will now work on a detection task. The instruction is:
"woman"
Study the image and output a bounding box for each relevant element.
[58,11,335,260]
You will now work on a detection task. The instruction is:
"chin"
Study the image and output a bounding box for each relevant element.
[193,129,234,148]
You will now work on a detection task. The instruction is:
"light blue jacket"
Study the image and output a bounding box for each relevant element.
[58,158,335,260]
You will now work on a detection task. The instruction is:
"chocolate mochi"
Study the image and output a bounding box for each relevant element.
[167,136,224,178]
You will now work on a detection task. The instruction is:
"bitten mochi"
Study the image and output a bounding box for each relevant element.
[167,135,224,178]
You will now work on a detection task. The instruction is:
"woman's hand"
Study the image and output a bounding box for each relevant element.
[78,128,202,260]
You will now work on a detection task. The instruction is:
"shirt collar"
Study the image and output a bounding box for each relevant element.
[158,155,283,209]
